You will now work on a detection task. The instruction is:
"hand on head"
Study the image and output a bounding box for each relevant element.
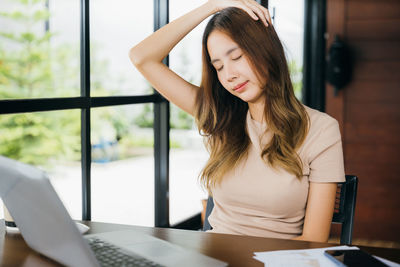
[208,0,271,26]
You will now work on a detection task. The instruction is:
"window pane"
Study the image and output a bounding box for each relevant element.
[0,0,80,99]
[91,104,154,226]
[169,120,208,225]
[169,0,207,87]
[168,0,208,226]
[268,0,304,100]
[0,110,82,220]
[90,1,154,96]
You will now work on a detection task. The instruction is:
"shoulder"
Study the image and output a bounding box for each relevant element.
[301,105,342,151]
[304,105,339,131]
[301,106,345,183]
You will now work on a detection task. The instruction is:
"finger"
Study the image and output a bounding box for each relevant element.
[236,3,259,21]
[261,6,272,25]
[243,1,267,24]
[244,2,268,26]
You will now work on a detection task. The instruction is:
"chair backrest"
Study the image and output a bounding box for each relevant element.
[203,175,358,245]
[332,174,358,245]
[203,197,214,232]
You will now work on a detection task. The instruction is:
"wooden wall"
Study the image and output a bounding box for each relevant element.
[326,0,400,242]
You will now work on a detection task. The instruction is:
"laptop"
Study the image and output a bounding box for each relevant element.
[0,156,227,267]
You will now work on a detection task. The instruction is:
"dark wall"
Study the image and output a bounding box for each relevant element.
[326,0,400,242]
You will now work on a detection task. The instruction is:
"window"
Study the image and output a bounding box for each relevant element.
[0,0,163,226]
[168,0,208,226]
[90,0,154,96]
[268,0,305,101]
[0,110,82,219]
[0,0,80,99]
[91,105,155,226]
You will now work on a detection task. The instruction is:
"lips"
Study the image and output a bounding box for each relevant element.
[233,81,249,92]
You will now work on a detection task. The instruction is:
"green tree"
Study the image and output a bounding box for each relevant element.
[0,0,81,165]
[288,60,303,100]
[0,0,139,165]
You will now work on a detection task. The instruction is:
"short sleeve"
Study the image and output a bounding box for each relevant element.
[308,118,345,183]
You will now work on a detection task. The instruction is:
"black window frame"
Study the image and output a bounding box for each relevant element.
[302,0,326,111]
[0,0,169,227]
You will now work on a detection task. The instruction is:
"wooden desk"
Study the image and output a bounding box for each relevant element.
[1,220,399,266]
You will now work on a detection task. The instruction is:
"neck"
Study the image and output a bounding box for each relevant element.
[248,101,265,123]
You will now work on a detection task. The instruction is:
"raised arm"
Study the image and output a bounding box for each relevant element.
[129,3,215,116]
[129,0,271,116]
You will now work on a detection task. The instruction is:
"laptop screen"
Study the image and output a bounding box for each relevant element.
[0,156,98,266]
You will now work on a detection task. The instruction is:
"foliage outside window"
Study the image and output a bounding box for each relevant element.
[0,0,192,166]
[0,0,80,165]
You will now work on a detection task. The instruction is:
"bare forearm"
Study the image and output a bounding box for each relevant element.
[129,2,216,66]
[292,234,329,243]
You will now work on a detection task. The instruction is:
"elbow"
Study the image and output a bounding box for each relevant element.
[128,46,144,67]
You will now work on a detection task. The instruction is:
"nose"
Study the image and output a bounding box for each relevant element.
[224,62,238,82]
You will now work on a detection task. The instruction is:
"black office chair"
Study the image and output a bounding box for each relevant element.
[332,175,358,245]
[203,175,358,245]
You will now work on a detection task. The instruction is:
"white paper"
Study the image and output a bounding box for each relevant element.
[254,246,400,267]
[253,245,358,267]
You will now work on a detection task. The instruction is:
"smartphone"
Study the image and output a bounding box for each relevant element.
[324,249,389,267]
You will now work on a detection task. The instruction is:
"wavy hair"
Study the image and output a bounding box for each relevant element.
[195,7,309,191]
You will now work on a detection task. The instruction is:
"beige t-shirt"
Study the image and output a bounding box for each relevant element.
[208,106,345,239]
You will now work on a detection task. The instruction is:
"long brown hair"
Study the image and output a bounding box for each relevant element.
[195,7,309,191]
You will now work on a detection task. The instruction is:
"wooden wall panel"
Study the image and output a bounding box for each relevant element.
[345,163,400,187]
[325,0,345,135]
[351,61,400,81]
[345,123,400,145]
[353,222,400,241]
[345,103,400,124]
[345,81,400,103]
[347,0,400,20]
[327,0,400,243]
[352,192,400,240]
[346,20,400,41]
[345,161,400,241]
[355,196,400,219]
[345,143,400,165]
[350,41,400,61]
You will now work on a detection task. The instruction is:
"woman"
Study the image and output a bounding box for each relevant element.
[129,0,345,243]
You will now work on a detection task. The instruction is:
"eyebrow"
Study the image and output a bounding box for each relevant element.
[210,47,240,64]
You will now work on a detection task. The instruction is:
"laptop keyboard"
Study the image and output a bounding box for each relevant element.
[87,237,165,267]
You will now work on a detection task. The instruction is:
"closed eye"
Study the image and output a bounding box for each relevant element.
[215,55,242,72]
